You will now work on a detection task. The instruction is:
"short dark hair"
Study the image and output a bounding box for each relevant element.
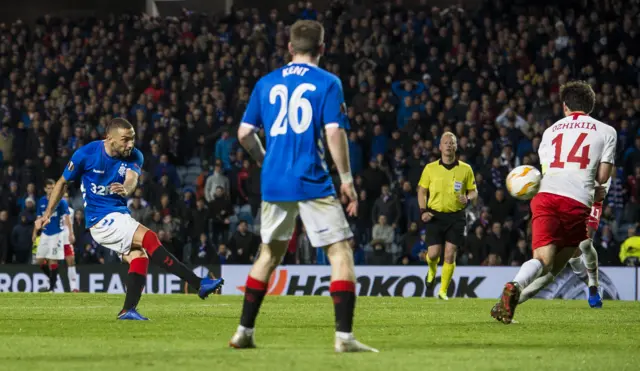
[45,179,56,186]
[107,118,133,133]
[290,20,324,57]
[559,81,596,114]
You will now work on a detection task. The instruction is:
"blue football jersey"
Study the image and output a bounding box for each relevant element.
[241,62,350,202]
[62,140,144,228]
[37,196,69,236]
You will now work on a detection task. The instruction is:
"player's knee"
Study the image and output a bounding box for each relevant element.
[443,244,457,263]
[256,244,283,268]
[427,245,441,260]
[124,248,147,263]
[326,241,354,266]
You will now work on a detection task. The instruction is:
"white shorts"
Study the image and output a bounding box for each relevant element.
[89,212,140,255]
[261,196,353,247]
[36,233,64,260]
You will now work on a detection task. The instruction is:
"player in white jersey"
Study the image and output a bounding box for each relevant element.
[61,192,79,292]
[229,20,377,352]
[492,81,616,324]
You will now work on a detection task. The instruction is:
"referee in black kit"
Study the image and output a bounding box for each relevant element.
[417,132,477,300]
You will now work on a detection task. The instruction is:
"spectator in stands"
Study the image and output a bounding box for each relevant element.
[10,212,33,264]
[209,186,234,244]
[461,225,486,266]
[485,221,509,266]
[619,227,640,265]
[372,184,401,229]
[0,210,9,263]
[192,233,213,265]
[227,220,259,264]
[205,161,230,202]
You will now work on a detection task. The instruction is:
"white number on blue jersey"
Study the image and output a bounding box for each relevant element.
[81,182,112,207]
[269,83,317,137]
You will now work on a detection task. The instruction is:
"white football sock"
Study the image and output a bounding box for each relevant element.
[238,325,254,335]
[512,259,544,289]
[519,273,554,304]
[568,256,588,285]
[578,239,599,287]
[68,266,78,291]
[336,331,354,340]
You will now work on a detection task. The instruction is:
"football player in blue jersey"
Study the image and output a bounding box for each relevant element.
[228,20,377,353]
[35,118,224,320]
[33,179,72,292]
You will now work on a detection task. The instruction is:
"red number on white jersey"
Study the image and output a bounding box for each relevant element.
[550,132,591,169]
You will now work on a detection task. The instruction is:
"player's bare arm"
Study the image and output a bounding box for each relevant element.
[596,162,614,188]
[238,125,265,166]
[36,176,68,229]
[110,169,139,197]
[325,126,357,216]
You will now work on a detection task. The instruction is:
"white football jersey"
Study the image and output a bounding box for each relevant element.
[538,113,617,207]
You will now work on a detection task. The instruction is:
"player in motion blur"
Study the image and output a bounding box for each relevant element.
[492,81,616,324]
[33,179,73,292]
[229,20,377,352]
[61,191,79,292]
[512,180,610,308]
[35,118,224,320]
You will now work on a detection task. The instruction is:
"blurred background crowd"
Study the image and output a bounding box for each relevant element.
[0,0,639,267]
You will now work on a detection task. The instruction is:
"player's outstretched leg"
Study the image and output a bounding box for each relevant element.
[230,241,288,349]
[518,273,553,304]
[578,238,602,308]
[133,226,224,299]
[492,245,553,324]
[326,240,378,353]
[118,249,149,321]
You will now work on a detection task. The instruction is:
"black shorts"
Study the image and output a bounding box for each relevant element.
[423,210,466,247]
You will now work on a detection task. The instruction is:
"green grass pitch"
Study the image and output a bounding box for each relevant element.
[1,293,640,371]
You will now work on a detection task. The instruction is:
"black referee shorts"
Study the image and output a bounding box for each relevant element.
[423,210,466,248]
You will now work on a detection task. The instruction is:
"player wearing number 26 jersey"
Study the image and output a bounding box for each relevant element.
[230,20,376,353]
[493,81,617,325]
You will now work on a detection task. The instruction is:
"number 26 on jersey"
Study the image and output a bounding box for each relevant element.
[269,83,316,137]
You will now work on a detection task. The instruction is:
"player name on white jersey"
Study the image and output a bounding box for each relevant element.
[551,121,597,132]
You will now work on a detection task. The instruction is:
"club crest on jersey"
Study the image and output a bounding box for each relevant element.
[454,181,463,192]
[118,163,127,177]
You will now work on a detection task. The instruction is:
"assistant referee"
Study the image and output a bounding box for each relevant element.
[417,132,477,300]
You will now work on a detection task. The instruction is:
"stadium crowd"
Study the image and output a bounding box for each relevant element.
[0,0,639,267]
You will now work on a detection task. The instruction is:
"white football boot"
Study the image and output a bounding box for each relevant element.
[334,332,379,353]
